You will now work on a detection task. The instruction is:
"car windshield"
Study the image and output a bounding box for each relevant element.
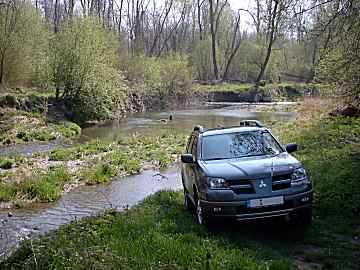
[201,131,283,161]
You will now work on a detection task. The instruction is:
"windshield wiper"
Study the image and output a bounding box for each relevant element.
[204,157,227,161]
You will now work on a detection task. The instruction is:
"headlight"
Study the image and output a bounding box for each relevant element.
[291,168,310,186]
[208,177,228,189]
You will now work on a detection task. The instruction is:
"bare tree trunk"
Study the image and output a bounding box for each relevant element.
[197,0,203,40]
[223,12,241,80]
[149,0,173,56]
[0,53,5,85]
[54,0,59,33]
[255,0,279,84]
[209,0,219,80]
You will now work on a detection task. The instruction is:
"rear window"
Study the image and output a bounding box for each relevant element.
[201,131,283,161]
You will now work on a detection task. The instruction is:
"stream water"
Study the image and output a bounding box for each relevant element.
[0,102,296,259]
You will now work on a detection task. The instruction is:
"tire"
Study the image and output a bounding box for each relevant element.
[195,195,210,226]
[184,190,194,212]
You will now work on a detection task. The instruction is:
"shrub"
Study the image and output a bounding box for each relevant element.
[124,55,192,97]
[0,158,13,169]
[82,163,114,185]
[53,121,81,138]
[0,2,50,86]
[49,148,73,161]
[18,166,71,202]
[0,183,17,202]
[51,17,127,123]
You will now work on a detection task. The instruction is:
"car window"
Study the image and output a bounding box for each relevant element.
[201,131,283,161]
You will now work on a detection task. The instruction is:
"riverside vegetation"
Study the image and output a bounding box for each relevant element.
[0,133,186,207]
[2,98,360,269]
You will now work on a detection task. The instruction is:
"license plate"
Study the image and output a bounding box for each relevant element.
[247,196,284,208]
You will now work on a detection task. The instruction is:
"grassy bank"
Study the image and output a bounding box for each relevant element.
[2,98,360,269]
[0,133,186,207]
[193,82,333,102]
[0,108,81,145]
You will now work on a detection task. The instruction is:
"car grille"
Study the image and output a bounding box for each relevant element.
[228,179,254,194]
[272,173,291,191]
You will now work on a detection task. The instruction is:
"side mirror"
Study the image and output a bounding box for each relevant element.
[286,143,298,153]
[181,154,194,164]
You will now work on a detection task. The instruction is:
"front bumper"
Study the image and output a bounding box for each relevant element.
[200,190,313,221]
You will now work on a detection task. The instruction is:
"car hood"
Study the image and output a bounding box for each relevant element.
[199,152,301,180]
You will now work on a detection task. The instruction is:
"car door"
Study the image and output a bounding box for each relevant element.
[188,135,199,197]
[182,135,194,192]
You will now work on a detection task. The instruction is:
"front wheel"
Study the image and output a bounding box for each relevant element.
[195,197,210,225]
[184,190,194,211]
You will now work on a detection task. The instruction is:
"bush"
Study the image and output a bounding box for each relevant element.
[19,166,71,202]
[0,183,17,202]
[0,2,50,86]
[53,121,81,138]
[124,55,192,97]
[51,17,127,123]
[0,158,13,169]
[81,163,114,185]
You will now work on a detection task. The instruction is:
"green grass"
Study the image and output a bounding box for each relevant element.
[192,83,253,92]
[0,108,81,145]
[0,166,71,203]
[1,133,186,205]
[3,191,358,269]
[80,162,115,185]
[0,157,13,169]
[2,100,359,269]
[192,82,332,98]
[273,116,360,216]
[1,192,292,270]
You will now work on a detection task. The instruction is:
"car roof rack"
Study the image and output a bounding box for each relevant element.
[239,120,264,128]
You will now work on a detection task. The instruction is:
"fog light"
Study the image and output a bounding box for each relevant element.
[213,207,222,212]
[301,197,310,202]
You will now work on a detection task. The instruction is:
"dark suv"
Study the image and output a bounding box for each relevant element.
[181,120,313,226]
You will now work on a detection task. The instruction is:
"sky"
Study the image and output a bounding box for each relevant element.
[228,0,253,11]
[228,0,255,30]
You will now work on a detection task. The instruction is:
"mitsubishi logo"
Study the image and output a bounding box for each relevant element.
[259,180,267,188]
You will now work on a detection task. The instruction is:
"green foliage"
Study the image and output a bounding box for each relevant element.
[2,191,292,269]
[49,140,113,161]
[275,116,360,216]
[191,38,213,80]
[52,121,81,138]
[315,5,360,106]
[81,162,114,185]
[18,166,71,202]
[110,151,141,173]
[124,54,192,97]
[0,2,49,86]
[0,166,71,203]
[51,17,127,123]
[0,157,13,169]
[0,182,17,202]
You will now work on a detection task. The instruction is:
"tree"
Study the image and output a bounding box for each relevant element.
[51,17,127,123]
[314,0,360,105]
[208,0,227,80]
[222,11,241,80]
[0,0,48,86]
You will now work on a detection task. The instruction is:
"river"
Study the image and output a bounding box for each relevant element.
[0,102,296,259]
